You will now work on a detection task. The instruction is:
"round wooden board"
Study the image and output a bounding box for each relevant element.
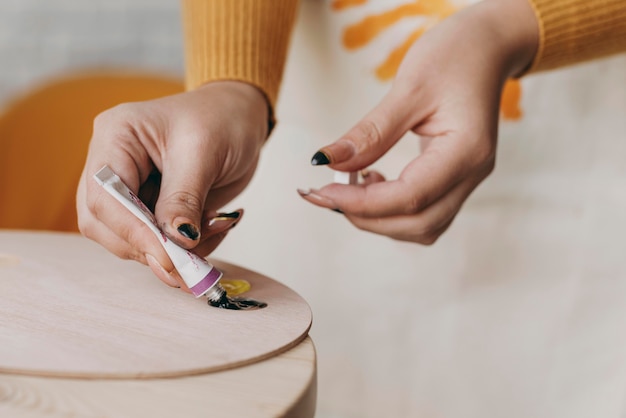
[0,231,312,379]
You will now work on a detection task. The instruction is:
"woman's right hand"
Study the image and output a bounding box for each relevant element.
[76,80,269,290]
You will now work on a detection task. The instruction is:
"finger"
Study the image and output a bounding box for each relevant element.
[79,206,190,290]
[154,136,221,248]
[145,254,181,288]
[191,209,243,257]
[85,173,174,265]
[305,134,491,218]
[360,169,386,185]
[297,170,385,211]
[83,204,196,293]
[311,89,428,171]
[79,213,145,263]
[193,230,230,259]
[344,174,484,243]
[201,209,243,236]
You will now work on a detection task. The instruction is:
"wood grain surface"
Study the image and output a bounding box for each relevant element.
[0,231,312,379]
[0,337,316,418]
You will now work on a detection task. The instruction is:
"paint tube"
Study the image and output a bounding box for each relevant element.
[93,165,224,300]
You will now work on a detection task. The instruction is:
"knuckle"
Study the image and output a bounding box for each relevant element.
[416,233,439,246]
[93,103,137,131]
[92,110,111,129]
[124,250,144,263]
[77,219,95,240]
[163,191,204,213]
[406,193,427,214]
[469,141,496,168]
[405,220,441,244]
[353,119,384,149]
[122,227,149,262]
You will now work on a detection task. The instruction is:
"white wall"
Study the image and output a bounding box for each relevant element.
[0,0,183,105]
[2,1,625,417]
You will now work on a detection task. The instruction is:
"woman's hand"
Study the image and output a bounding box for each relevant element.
[77,81,269,289]
[299,0,539,244]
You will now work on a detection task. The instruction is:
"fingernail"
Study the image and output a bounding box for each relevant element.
[145,254,179,288]
[177,223,199,240]
[297,188,338,208]
[311,150,331,166]
[208,210,242,227]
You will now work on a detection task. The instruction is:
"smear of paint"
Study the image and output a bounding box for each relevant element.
[206,281,267,310]
[220,279,252,297]
[334,0,523,120]
[208,293,268,311]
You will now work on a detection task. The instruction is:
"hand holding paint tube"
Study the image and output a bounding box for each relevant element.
[93,166,224,300]
[76,81,268,290]
[94,166,267,310]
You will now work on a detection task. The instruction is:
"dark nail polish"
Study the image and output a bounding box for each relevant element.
[216,211,241,220]
[331,208,344,214]
[311,151,330,166]
[177,223,199,240]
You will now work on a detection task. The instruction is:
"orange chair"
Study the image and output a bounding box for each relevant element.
[0,72,183,232]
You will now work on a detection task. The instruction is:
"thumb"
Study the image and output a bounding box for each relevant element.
[154,148,218,248]
[310,90,424,171]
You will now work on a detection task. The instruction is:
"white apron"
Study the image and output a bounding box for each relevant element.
[216,1,626,417]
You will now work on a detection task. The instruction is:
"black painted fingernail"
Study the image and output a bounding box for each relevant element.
[208,210,242,227]
[216,211,241,220]
[311,151,330,166]
[331,208,344,214]
[177,223,199,240]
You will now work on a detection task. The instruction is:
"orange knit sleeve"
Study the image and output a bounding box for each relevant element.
[181,0,298,109]
[527,0,626,72]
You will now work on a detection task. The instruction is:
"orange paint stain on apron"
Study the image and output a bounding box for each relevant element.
[501,79,523,120]
[375,27,426,80]
[334,0,524,120]
[343,1,456,50]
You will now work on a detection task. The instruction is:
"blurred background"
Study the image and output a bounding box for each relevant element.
[0,0,182,103]
[1,1,625,417]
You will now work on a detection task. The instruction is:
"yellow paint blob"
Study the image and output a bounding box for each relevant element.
[220,279,251,297]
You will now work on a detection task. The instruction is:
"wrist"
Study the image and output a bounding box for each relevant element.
[194,80,272,141]
[477,0,540,78]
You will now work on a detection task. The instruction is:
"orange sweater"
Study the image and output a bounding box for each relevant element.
[182,0,626,109]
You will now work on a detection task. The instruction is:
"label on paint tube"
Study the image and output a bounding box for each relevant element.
[93,165,222,297]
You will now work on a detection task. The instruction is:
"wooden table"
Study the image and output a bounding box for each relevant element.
[0,231,316,417]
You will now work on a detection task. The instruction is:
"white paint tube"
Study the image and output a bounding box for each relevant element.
[93,165,224,299]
